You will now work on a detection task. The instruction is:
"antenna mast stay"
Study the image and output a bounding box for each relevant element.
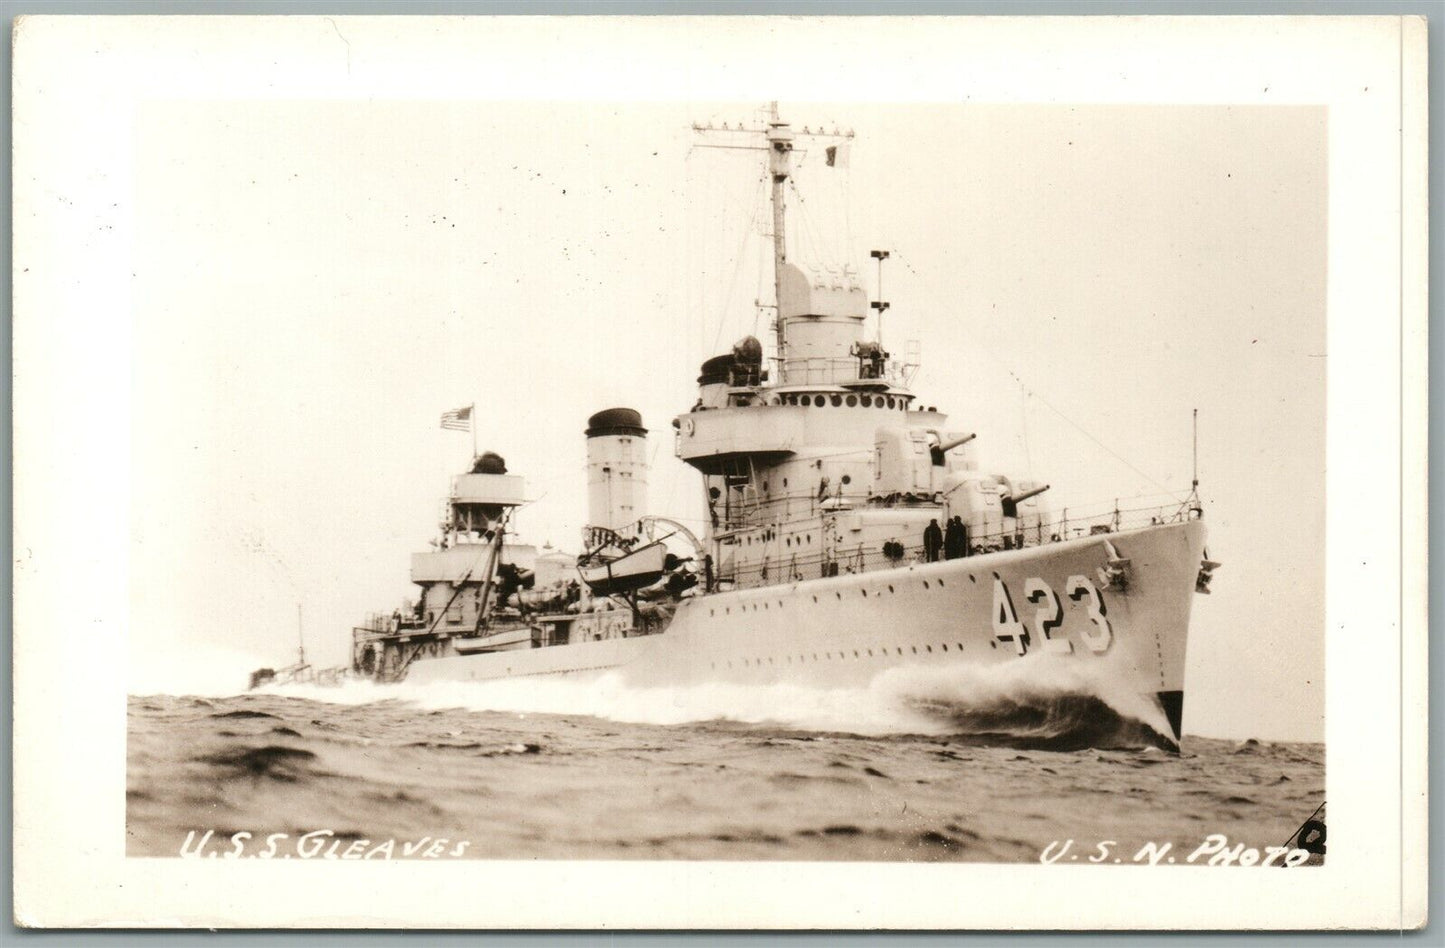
[691,103,854,366]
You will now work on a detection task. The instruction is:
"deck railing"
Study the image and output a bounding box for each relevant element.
[715,499,1198,589]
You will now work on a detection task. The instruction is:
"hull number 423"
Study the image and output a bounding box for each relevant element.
[992,574,1113,656]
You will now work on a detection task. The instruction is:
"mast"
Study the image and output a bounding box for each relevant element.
[1192,408,1198,490]
[765,101,794,359]
[690,104,851,372]
[473,513,508,634]
[1186,408,1204,518]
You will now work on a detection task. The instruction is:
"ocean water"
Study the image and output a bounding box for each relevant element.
[127,668,1324,864]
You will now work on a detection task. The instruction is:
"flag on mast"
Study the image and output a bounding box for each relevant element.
[440,406,472,432]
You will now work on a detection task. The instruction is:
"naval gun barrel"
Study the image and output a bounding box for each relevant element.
[935,432,977,454]
[1004,484,1051,505]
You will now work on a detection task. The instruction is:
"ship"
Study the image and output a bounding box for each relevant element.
[340,104,1218,748]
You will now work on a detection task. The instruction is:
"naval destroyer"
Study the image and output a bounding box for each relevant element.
[338,105,1217,746]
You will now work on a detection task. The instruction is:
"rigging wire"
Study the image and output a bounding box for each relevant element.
[1008,369,1185,502]
[787,178,835,269]
[1019,376,1033,478]
[890,244,1185,502]
[708,168,768,357]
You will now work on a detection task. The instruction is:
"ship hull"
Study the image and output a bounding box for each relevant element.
[407,519,1206,739]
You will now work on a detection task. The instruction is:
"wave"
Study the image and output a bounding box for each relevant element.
[128,643,275,698]
[244,652,1174,751]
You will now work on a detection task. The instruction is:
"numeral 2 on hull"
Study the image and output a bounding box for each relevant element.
[992,575,1112,655]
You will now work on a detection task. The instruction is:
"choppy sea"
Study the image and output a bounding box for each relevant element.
[128,666,1324,864]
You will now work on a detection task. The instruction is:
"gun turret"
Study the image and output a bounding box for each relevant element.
[1001,483,1050,518]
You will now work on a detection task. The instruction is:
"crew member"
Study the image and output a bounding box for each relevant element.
[944,516,965,560]
[923,518,943,562]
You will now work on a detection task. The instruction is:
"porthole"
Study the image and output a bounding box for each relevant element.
[812,653,818,661]
[867,649,874,657]
[812,595,818,603]
[911,646,918,654]
[939,579,945,587]
[957,642,965,650]
[783,478,788,487]
[862,589,868,598]
[846,395,858,407]
[886,396,895,409]
[836,592,842,600]
[888,585,894,593]
[941,643,949,652]
[842,475,851,485]
[861,395,872,407]
[876,399,886,410]
[815,395,826,407]
[896,647,903,656]
[830,394,842,407]
[923,581,930,589]
[926,645,933,653]
[853,650,859,658]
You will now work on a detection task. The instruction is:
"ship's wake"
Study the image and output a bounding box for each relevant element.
[244,653,1176,752]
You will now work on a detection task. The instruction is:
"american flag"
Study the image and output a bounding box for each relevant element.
[440,405,472,431]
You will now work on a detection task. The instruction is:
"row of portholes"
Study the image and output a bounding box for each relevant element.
[760,476,849,492]
[743,532,819,545]
[711,600,787,617]
[707,575,973,617]
[709,642,968,671]
[811,576,965,602]
[781,392,905,410]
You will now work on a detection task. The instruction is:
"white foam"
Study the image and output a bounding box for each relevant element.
[128,642,273,698]
[253,652,1171,740]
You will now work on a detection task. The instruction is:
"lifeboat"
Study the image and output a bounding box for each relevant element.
[577,540,669,595]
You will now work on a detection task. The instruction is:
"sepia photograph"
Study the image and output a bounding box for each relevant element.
[12,13,1427,930]
[124,96,1326,865]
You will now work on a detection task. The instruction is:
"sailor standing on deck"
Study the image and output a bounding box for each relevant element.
[944,516,966,560]
[923,519,943,562]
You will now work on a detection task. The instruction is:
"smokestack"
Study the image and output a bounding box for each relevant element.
[585,408,648,532]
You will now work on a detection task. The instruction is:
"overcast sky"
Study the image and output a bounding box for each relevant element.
[128,100,1325,741]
